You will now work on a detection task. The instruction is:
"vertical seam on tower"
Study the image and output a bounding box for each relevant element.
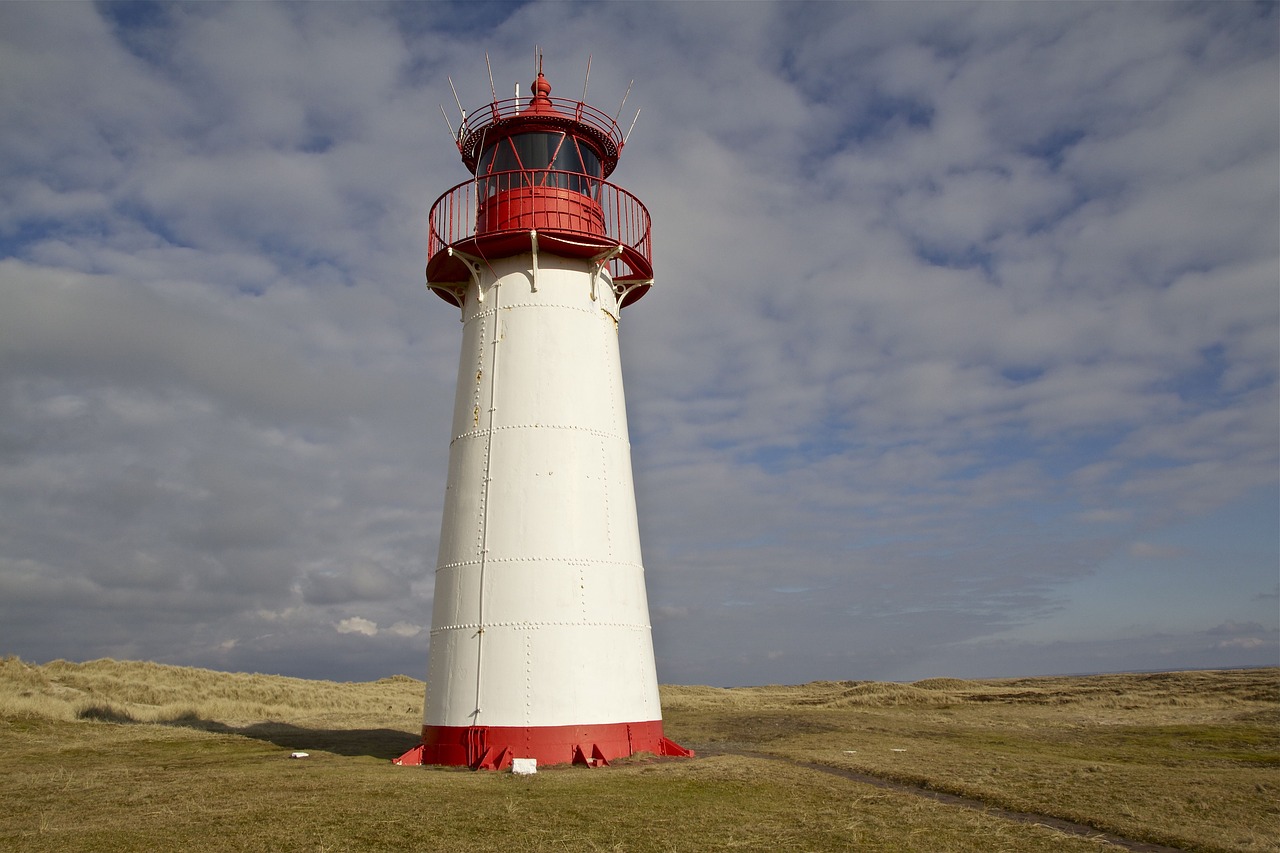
[601,434,612,560]
[473,307,486,549]
[474,274,500,723]
[603,298,616,561]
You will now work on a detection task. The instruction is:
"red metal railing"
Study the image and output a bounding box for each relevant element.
[457,96,625,168]
[427,169,652,280]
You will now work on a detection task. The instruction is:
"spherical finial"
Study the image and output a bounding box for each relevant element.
[522,71,556,116]
[532,72,551,100]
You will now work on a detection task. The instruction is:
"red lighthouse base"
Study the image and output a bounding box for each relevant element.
[393,720,693,770]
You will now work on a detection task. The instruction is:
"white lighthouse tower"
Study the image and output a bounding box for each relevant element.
[396,62,690,769]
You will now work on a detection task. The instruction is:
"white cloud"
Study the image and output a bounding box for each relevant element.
[1216,637,1265,651]
[335,617,378,637]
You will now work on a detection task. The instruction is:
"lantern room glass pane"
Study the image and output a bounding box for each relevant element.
[477,132,604,197]
[478,139,518,174]
[550,139,582,173]
[575,140,601,179]
[481,133,602,177]
[511,132,558,170]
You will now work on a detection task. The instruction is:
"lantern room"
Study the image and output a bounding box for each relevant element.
[425,69,653,308]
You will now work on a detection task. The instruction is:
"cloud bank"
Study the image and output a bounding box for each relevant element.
[1,2,1275,684]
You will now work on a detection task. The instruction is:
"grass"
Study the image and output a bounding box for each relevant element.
[1,657,1276,852]
[666,670,1280,852]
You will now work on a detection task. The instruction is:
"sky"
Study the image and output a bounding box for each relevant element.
[1,1,1276,687]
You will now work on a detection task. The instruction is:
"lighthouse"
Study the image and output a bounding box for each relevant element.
[395,62,690,769]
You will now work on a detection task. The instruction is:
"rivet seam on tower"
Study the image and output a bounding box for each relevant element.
[452,423,625,442]
[436,556,642,570]
[431,620,652,633]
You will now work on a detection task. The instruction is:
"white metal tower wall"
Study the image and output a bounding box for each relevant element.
[424,252,663,730]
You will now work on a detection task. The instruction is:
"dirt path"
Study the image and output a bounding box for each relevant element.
[707,748,1186,853]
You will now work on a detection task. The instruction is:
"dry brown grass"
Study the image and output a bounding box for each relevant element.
[0,655,423,729]
[2,657,1276,852]
[665,668,1280,852]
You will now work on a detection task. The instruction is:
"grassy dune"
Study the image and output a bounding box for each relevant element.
[1,657,1276,852]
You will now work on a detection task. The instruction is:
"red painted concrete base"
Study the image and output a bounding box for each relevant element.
[393,720,693,770]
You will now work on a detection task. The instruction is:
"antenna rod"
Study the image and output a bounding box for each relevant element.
[624,107,642,145]
[581,54,592,103]
[613,79,634,124]
[486,53,497,103]
[438,103,457,143]
[448,76,466,124]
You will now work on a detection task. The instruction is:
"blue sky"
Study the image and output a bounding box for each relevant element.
[0,1,1276,685]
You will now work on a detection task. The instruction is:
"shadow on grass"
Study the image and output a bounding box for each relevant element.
[178,719,421,760]
[75,705,421,760]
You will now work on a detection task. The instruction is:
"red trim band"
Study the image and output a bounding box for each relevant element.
[394,720,693,769]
